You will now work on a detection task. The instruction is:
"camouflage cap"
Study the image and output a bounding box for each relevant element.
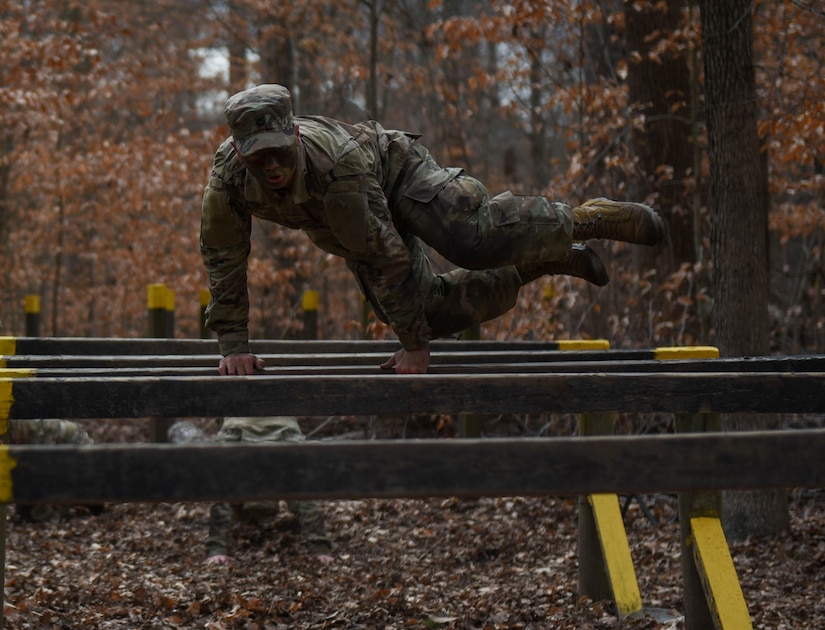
[224,84,295,156]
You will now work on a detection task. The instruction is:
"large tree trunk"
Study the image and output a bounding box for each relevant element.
[625,1,695,270]
[699,0,789,539]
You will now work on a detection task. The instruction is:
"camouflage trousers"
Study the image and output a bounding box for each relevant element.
[352,141,575,339]
[206,417,332,558]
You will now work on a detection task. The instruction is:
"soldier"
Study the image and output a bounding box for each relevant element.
[202,416,334,565]
[201,84,665,375]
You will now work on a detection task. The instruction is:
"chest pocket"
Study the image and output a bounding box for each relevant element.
[323,178,369,254]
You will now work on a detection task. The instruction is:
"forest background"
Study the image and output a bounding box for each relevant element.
[0,0,822,353]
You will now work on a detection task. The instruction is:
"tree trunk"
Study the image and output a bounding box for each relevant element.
[698,0,789,539]
[625,1,695,270]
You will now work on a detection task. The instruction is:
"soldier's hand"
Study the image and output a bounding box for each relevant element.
[316,553,335,565]
[380,345,430,374]
[219,353,265,375]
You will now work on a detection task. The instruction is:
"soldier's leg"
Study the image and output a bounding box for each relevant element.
[207,502,237,558]
[261,419,333,555]
[390,143,663,270]
[390,144,572,269]
[350,235,521,338]
[286,499,333,555]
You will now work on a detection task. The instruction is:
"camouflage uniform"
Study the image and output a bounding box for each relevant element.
[206,416,332,558]
[201,85,575,355]
[11,419,94,447]
[11,419,95,522]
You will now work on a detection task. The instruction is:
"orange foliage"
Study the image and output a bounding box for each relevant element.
[0,0,822,351]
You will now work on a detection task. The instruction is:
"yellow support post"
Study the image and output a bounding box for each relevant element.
[590,494,644,618]
[661,345,749,629]
[302,290,319,341]
[690,517,752,629]
[577,340,643,619]
[147,283,168,338]
[0,370,31,630]
[24,294,41,337]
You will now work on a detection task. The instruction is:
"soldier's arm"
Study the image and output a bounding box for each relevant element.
[200,164,255,358]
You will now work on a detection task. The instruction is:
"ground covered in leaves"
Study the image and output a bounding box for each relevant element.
[4,416,825,629]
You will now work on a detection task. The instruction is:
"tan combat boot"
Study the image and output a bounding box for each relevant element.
[572,198,665,246]
[517,243,609,286]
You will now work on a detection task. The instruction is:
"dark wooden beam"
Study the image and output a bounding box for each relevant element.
[3,337,606,356]
[6,355,825,377]
[5,372,825,418]
[8,429,825,504]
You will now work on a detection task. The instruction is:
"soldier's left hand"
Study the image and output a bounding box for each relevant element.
[380,345,430,374]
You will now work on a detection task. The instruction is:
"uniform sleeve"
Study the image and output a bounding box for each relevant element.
[200,163,253,356]
[319,172,431,350]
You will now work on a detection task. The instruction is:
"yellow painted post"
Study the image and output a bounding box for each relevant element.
[578,411,643,618]
[199,289,211,339]
[691,517,752,629]
[590,494,644,618]
[147,283,167,338]
[0,369,31,630]
[148,284,171,442]
[576,339,643,618]
[24,295,41,337]
[302,290,319,340]
[659,346,750,629]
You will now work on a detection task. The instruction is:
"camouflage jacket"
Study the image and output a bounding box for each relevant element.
[201,116,429,354]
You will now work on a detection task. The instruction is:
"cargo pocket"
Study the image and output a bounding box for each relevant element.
[324,179,369,254]
[488,191,521,227]
[403,167,462,203]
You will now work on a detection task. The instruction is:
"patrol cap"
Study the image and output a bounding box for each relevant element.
[224,84,295,156]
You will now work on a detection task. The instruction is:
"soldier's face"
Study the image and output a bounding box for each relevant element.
[243,141,298,191]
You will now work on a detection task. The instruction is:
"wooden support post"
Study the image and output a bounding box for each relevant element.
[577,412,643,618]
[664,346,750,629]
[147,284,171,442]
[199,289,211,339]
[457,324,483,437]
[24,295,41,337]
[576,338,640,617]
[302,290,319,341]
[147,283,167,338]
[0,366,31,630]
[690,516,752,629]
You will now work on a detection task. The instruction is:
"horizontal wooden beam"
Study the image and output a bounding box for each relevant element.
[6,429,825,504]
[0,336,614,356]
[4,371,825,418]
[1,349,660,369]
[2,355,824,377]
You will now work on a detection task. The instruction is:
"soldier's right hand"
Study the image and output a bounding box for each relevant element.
[219,353,265,375]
